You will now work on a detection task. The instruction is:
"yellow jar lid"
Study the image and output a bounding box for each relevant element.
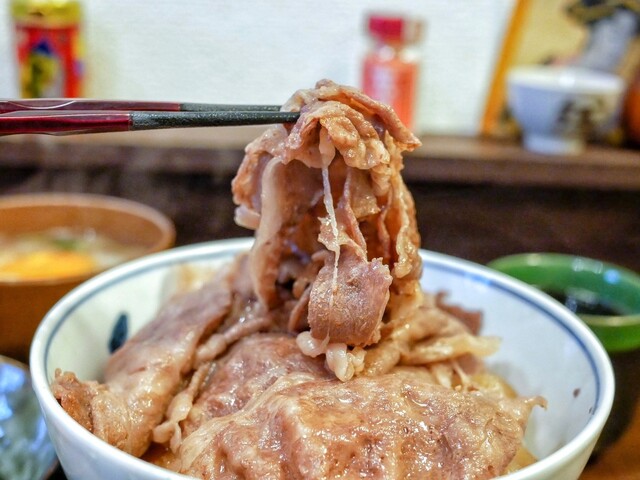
[11,0,81,27]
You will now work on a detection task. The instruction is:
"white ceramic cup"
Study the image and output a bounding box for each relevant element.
[507,65,624,155]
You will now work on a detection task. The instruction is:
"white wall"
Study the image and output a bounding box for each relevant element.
[0,1,514,135]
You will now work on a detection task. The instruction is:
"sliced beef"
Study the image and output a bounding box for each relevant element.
[51,272,233,456]
[308,245,391,345]
[231,79,422,352]
[179,369,538,480]
[182,334,329,437]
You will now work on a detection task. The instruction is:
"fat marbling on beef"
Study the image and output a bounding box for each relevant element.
[51,80,544,479]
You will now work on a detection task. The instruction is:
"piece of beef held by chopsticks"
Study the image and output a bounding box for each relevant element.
[232,79,423,380]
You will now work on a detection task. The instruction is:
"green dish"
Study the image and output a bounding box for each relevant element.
[487,253,640,353]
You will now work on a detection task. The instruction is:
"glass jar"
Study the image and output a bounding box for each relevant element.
[10,0,84,98]
[361,13,423,129]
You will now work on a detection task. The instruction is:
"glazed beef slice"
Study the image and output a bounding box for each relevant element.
[180,369,533,480]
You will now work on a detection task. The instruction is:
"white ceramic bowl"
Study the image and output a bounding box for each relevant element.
[30,238,614,479]
[507,65,624,155]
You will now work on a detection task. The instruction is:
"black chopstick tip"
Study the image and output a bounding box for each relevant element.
[130,110,300,130]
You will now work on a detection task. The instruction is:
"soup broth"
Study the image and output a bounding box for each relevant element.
[0,227,146,281]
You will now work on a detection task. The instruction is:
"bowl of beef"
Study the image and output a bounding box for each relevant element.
[31,80,613,479]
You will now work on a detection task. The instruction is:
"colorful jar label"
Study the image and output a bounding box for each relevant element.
[15,23,83,98]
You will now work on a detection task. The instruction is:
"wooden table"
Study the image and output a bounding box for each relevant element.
[581,400,640,479]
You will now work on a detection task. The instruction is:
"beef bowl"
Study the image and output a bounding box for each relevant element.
[30,238,613,480]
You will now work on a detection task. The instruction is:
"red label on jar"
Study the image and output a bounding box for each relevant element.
[14,23,83,98]
[362,55,418,129]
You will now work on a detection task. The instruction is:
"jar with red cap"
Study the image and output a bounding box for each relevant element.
[361,13,423,129]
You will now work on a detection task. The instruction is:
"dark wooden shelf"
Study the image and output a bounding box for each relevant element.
[1,130,638,190]
[404,135,640,190]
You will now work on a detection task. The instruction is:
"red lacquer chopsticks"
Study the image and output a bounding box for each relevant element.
[0,99,299,135]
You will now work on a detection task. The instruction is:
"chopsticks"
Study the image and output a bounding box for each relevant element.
[0,99,300,136]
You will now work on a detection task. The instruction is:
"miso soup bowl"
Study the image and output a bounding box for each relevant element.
[0,193,175,361]
[30,239,614,479]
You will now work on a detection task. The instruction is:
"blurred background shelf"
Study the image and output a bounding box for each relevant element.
[408,135,640,190]
[1,129,639,274]
[1,131,639,190]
